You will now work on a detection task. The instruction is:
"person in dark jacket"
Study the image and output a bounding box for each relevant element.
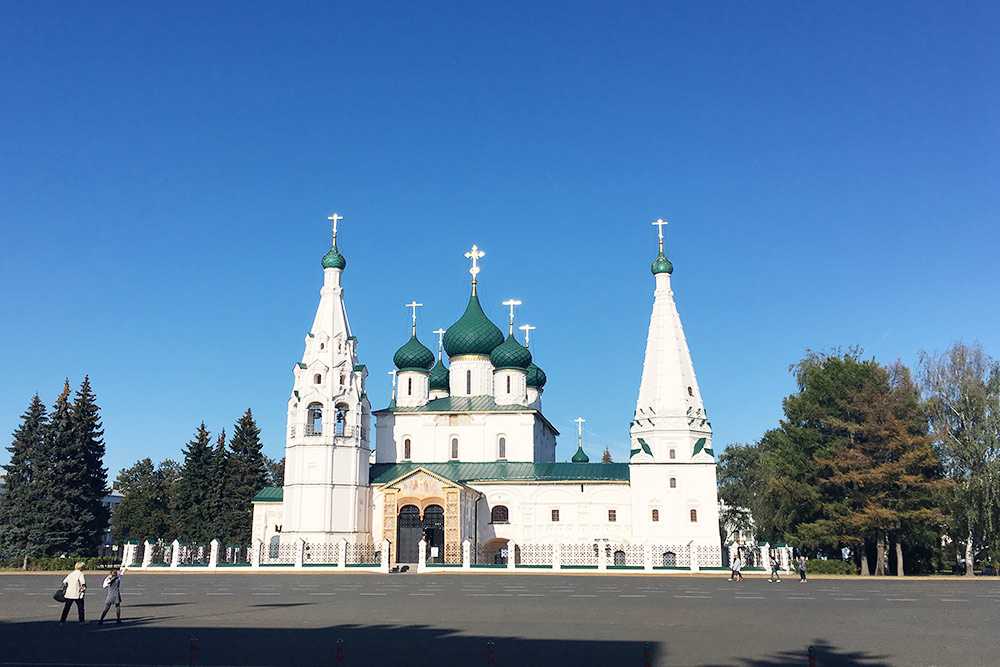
[98,566,127,624]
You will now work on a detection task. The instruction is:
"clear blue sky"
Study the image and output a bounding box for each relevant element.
[2,2,997,478]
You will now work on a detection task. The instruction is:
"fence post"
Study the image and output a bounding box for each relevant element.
[760,542,769,572]
[418,539,427,573]
[644,542,653,572]
[142,540,154,569]
[507,540,517,570]
[251,540,263,569]
[380,539,391,573]
[552,542,561,571]
[338,539,347,568]
[209,539,220,568]
[689,541,699,573]
[170,540,182,569]
[295,538,306,569]
[598,540,607,572]
[462,539,471,570]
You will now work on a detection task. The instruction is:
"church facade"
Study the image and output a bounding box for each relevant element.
[252,219,721,567]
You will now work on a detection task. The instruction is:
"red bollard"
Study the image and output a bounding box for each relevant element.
[335,638,344,663]
[486,640,495,665]
[188,638,197,667]
[808,645,817,667]
[643,642,652,667]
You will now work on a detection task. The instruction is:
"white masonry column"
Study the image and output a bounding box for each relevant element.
[209,539,220,568]
[142,541,154,569]
[760,542,770,572]
[598,541,607,572]
[170,540,181,569]
[418,539,427,573]
[552,542,561,572]
[689,541,700,573]
[295,538,306,569]
[507,540,517,570]
[462,539,471,570]
[251,540,263,569]
[381,540,391,573]
[644,543,653,572]
[338,539,347,568]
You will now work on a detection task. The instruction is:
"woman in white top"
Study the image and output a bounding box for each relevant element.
[59,562,87,623]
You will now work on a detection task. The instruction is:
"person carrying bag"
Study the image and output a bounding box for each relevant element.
[59,562,87,623]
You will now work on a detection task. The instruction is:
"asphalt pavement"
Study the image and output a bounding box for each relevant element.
[0,571,996,666]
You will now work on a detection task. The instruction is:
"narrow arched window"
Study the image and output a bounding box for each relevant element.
[403,438,411,459]
[687,386,693,396]
[491,505,508,524]
[306,403,323,436]
[498,437,506,459]
[506,376,511,393]
[669,477,676,488]
[651,509,659,522]
[340,374,345,386]
[407,377,412,396]
[335,405,347,436]
[314,374,322,384]
[320,343,325,350]
[451,438,459,459]
[690,509,698,522]
[608,509,617,522]
[466,370,472,395]
[669,449,676,459]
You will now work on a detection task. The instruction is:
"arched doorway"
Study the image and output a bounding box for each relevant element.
[395,504,446,564]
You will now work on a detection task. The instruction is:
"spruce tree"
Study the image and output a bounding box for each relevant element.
[1,394,49,567]
[221,409,268,544]
[175,423,216,543]
[37,380,84,555]
[112,459,174,542]
[71,376,109,554]
[206,428,228,541]
[601,447,613,463]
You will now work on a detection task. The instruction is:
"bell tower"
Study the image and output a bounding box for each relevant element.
[281,214,372,545]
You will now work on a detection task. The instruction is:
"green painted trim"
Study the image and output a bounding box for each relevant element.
[515,564,552,569]
[303,563,339,567]
[426,563,462,568]
[653,566,690,570]
[345,563,378,568]
[637,437,652,455]
[297,362,307,369]
[215,563,251,567]
[294,390,300,401]
[123,540,139,545]
[176,563,208,567]
[307,333,315,338]
[261,563,295,567]
[608,565,643,570]
[561,564,598,570]
[692,437,708,455]
[471,564,507,568]
[700,566,730,571]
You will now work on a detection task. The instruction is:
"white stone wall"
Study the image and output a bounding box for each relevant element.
[448,356,493,396]
[396,371,430,407]
[627,463,720,547]
[493,370,527,406]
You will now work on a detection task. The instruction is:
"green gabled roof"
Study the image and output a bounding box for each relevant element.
[252,487,283,502]
[354,364,366,372]
[376,395,534,413]
[370,461,629,485]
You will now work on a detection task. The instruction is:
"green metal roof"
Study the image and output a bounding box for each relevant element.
[429,358,449,391]
[322,243,346,269]
[526,361,547,389]
[571,445,590,463]
[490,333,532,370]
[393,334,435,371]
[651,250,673,275]
[443,291,505,357]
[370,461,629,485]
[376,395,535,413]
[252,487,283,502]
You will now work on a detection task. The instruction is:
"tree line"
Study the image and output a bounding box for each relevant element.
[719,342,1000,576]
[1,379,109,566]
[111,409,283,547]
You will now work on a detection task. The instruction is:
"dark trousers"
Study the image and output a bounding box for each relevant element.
[100,602,120,622]
[60,598,84,622]
[799,570,806,580]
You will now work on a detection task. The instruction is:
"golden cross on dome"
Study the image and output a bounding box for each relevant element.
[328,213,344,243]
[405,301,423,335]
[387,370,397,400]
[652,218,668,252]
[502,299,521,335]
[465,245,485,293]
[574,417,586,444]
[519,324,535,348]
[433,328,447,360]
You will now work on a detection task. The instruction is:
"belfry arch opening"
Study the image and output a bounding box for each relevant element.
[306,403,323,436]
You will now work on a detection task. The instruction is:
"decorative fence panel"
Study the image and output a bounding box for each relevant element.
[697,544,722,568]
[304,542,340,565]
[650,544,691,568]
[606,542,645,567]
[222,545,251,565]
[132,542,146,566]
[261,543,297,565]
[177,543,210,565]
[147,543,168,566]
[561,542,599,567]
[345,542,380,565]
[518,543,552,566]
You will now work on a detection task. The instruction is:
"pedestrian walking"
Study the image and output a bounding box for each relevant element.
[99,565,127,625]
[798,556,807,582]
[59,562,87,623]
[734,554,744,581]
[729,553,741,581]
[768,556,781,583]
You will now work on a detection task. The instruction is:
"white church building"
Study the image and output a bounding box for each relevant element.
[252,217,721,567]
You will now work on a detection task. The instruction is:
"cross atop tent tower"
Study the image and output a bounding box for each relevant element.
[652,218,668,252]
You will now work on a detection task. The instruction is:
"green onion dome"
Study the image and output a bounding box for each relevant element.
[443,292,505,358]
[393,335,434,372]
[322,244,347,270]
[429,358,450,391]
[571,445,590,463]
[490,334,532,370]
[651,251,673,275]
[526,362,547,389]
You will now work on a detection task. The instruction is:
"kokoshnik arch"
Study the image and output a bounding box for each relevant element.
[252,215,721,566]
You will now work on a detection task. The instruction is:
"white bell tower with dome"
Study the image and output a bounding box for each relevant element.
[280,214,373,545]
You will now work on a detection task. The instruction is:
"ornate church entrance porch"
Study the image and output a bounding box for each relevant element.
[396,504,444,564]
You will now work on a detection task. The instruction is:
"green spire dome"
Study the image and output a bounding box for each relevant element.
[429,357,450,391]
[490,333,532,370]
[393,335,434,371]
[526,362,547,389]
[443,292,505,358]
[322,243,347,270]
[651,251,673,275]
[571,444,590,463]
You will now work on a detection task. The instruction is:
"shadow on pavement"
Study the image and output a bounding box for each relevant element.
[714,639,891,667]
[0,620,657,666]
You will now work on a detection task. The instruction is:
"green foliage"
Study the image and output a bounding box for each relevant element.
[804,559,858,575]
[0,394,49,561]
[266,455,285,488]
[70,377,110,555]
[215,410,268,544]
[0,556,119,571]
[601,447,613,463]
[175,423,217,543]
[112,459,178,542]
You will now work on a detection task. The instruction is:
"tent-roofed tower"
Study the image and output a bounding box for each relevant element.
[280,213,372,545]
